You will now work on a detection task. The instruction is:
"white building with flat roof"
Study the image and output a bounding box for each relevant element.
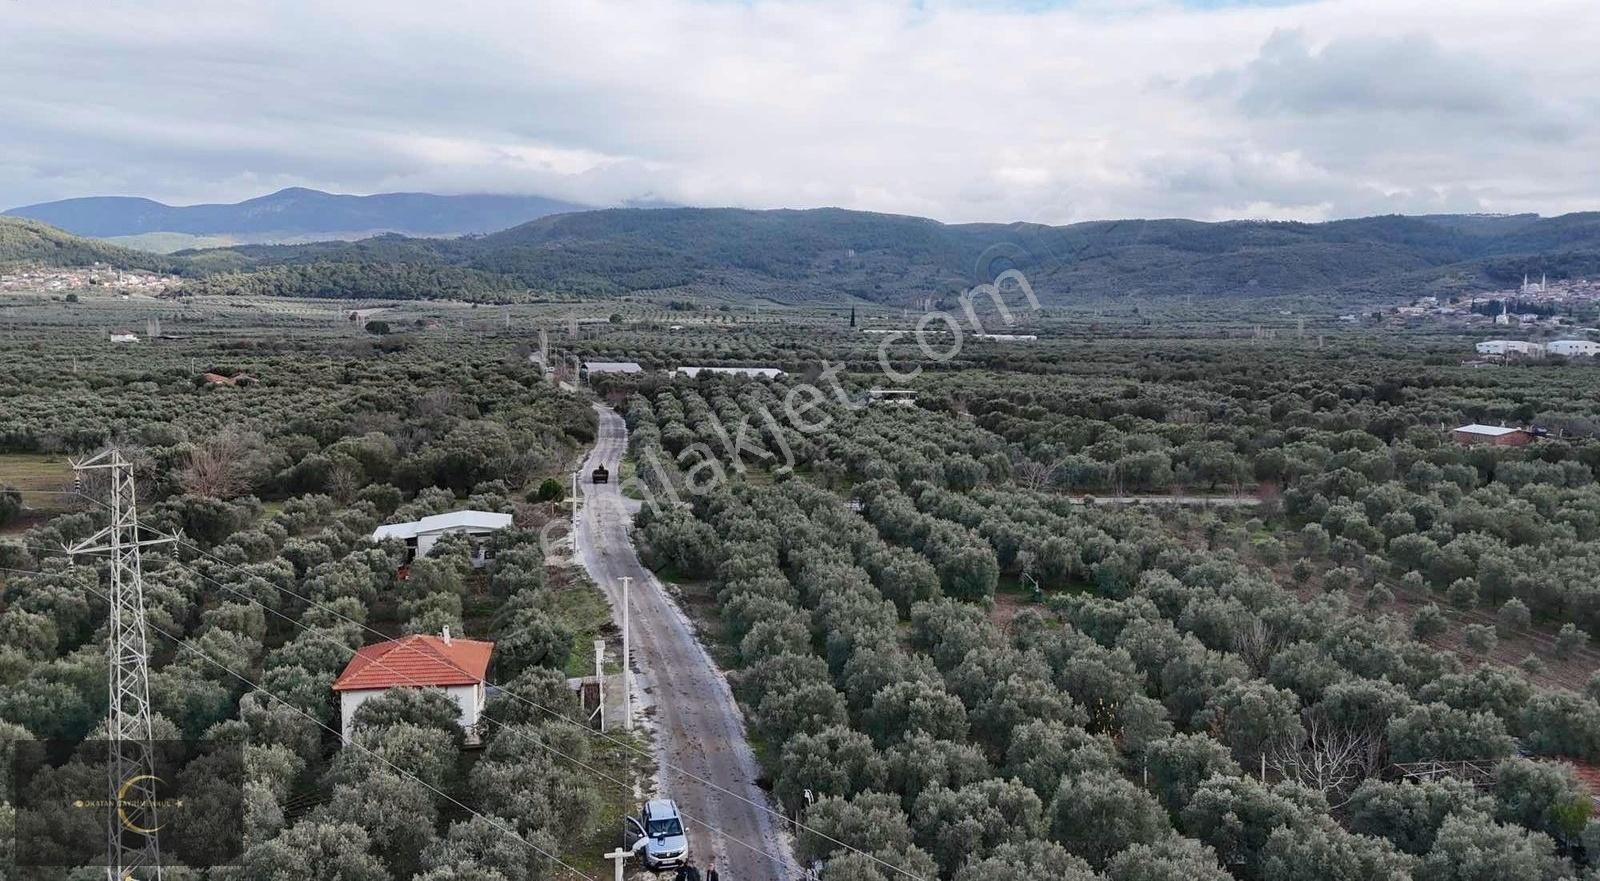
[372,510,513,566]
[675,366,785,379]
[582,361,643,375]
[1547,340,1600,357]
[1475,340,1543,356]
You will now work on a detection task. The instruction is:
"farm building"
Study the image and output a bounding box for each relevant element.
[1474,340,1543,356]
[371,510,513,566]
[333,630,494,745]
[1547,340,1600,357]
[1452,424,1534,447]
[108,331,139,343]
[675,366,785,379]
[582,361,643,377]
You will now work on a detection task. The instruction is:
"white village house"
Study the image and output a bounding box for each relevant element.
[333,630,494,745]
[371,510,513,567]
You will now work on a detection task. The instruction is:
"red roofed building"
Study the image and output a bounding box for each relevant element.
[333,629,494,744]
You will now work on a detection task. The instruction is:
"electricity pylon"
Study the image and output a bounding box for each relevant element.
[67,449,173,881]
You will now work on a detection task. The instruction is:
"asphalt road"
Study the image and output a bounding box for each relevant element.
[575,404,799,881]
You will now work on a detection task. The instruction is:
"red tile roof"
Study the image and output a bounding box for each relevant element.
[332,634,494,691]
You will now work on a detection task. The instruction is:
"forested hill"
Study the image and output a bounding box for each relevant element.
[3,187,588,240]
[171,207,1600,304]
[0,216,175,272]
[11,205,1600,305]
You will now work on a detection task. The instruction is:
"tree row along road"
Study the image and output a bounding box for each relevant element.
[574,403,799,880]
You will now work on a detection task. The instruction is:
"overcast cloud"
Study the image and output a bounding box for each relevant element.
[1,0,1596,223]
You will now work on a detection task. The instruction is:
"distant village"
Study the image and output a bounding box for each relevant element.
[0,265,181,293]
[1346,274,1600,362]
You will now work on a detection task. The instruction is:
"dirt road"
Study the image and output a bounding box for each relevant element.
[1064,494,1263,506]
[574,404,799,881]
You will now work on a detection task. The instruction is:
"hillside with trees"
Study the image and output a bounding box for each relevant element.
[12,206,1600,307]
[172,207,1600,305]
[0,216,176,272]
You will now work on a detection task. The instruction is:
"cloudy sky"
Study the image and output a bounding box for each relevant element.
[2,0,1596,223]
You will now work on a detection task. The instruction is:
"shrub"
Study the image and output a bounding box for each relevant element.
[531,477,565,503]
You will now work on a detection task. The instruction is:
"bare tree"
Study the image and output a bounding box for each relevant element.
[1232,613,1288,676]
[1013,458,1065,492]
[1267,711,1381,809]
[180,427,261,499]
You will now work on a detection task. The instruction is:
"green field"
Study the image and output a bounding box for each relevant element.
[0,453,74,527]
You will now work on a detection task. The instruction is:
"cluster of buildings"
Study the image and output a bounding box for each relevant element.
[0,267,179,293]
[1473,339,1600,358]
[1376,274,1600,327]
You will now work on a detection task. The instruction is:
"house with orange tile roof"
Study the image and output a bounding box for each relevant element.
[332,628,495,745]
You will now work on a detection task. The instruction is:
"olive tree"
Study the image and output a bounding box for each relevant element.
[1144,733,1242,813]
[952,839,1098,881]
[1416,813,1570,881]
[1102,837,1232,881]
[1048,771,1170,869]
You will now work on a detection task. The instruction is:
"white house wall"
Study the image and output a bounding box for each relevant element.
[415,527,496,566]
[340,683,484,743]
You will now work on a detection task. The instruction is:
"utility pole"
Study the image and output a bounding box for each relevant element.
[67,449,173,881]
[621,575,633,732]
[570,470,579,530]
[594,638,607,732]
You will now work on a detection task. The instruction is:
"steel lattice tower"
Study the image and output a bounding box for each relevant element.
[68,449,171,881]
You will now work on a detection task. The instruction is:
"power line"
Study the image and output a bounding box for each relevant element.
[22,484,1600,678]
[0,563,600,881]
[7,539,811,878]
[64,450,168,881]
[158,552,785,875]
[13,495,832,874]
[23,482,1600,857]
[163,534,894,878]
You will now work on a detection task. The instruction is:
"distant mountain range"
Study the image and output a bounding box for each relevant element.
[174,207,1600,305]
[1,187,590,248]
[5,201,1599,307]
